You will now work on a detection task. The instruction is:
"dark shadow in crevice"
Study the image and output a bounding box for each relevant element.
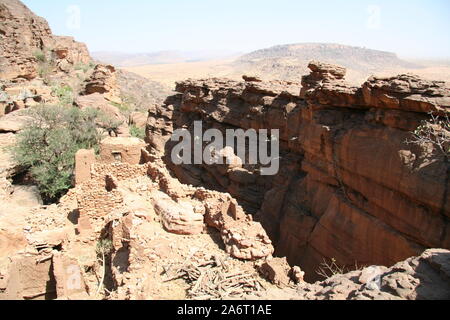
[112,245,130,274]
[44,261,57,300]
[68,209,80,225]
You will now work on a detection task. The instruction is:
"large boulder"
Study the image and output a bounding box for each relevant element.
[154,197,204,235]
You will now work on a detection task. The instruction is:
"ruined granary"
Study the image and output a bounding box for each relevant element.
[99,137,147,165]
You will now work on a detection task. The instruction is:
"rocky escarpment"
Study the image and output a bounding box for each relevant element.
[0,0,90,81]
[146,61,450,281]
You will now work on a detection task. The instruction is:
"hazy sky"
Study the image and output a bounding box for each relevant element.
[22,0,450,59]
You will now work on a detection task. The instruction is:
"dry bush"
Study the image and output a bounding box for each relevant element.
[407,112,450,159]
[316,258,346,279]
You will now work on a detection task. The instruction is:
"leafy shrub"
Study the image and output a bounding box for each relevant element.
[38,63,53,84]
[75,61,96,73]
[13,105,101,202]
[52,85,74,106]
[97,112,124,137]
[130,124,145,139]
[35,51,56,84]
[33,49,46,63]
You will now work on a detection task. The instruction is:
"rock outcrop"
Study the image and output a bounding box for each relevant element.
[251,249,450,300]
[0,0,90,81]
[81,64,122,104]
[146,62,450,281]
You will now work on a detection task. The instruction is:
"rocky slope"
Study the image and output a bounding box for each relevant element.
[0,0,168,124]
[146,61,450,281]
[0,0,172,205]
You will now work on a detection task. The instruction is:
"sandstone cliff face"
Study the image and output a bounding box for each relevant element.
[0,0,90,81]
[146,62,450,281]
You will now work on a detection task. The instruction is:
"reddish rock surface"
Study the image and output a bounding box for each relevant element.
[1,0,449,300]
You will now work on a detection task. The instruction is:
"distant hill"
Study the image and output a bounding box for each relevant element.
[123,43,450,89]
[232,43,423,83]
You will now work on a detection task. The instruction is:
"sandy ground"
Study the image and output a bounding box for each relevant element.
[124,59,240,88]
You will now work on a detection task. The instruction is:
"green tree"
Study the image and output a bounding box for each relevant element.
[13,105,102,202]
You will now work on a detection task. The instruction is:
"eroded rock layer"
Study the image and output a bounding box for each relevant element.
[146,62,450,280]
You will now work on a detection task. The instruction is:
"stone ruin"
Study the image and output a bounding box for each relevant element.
[0,135,279,299]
